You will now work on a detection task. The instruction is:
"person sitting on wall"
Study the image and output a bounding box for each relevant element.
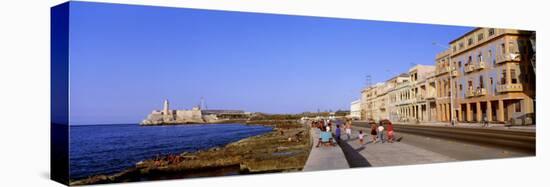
[316,126,336,147]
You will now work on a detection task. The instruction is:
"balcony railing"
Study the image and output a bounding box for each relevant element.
[466,89,476,97]
[496,53,521,64]
[497,83,523,93]
[476,88,487,96]
[450,70,458,77]
[425,93,436,99]
[436,67,449,75]
[477,61,486,70]
[464,65,475,73]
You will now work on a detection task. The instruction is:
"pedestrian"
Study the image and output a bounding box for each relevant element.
[345,120,352,140]
[358,130,365,144]
[370,123,378,143]
[386,121,395,143]
[377,123,385,143]
[335,125,341,142]
[482,114,489,128]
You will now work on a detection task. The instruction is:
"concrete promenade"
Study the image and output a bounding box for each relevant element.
[303,127,349,171]
[340,127,456,167]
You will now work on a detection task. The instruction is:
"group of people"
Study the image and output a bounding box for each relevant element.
[357,120,395,144]
[312,118,396,148]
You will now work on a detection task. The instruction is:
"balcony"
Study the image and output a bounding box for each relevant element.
[497,83,523,93]
[425,93,436,99]
[466,89,476,97]
[436,67,446,75]
[450,70,458,77]
[477,61,486,70]
[476,88,487,96]
[496,53,521,64]
[464,65,475,73]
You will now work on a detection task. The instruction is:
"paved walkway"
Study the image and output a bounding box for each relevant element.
[303,127,349,171]
[339,127,457,167]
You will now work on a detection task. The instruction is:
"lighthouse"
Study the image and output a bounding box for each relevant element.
[163,99,169,115]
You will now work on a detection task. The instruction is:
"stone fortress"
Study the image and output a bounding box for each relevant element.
[140,99,250,125]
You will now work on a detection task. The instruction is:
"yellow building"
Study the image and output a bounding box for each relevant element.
[446,28,535,124]
[358,28,535,125]
[361,82,389,121]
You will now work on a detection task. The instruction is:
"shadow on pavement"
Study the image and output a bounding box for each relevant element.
[338,139,371,167]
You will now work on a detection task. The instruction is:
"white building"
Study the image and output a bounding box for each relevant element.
[349,99,361,119]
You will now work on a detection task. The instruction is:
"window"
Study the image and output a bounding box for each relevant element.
[501,43,506,54]
[509,41,518,53]
[515,102,522,113]
[501,70,507,84]
[459,84,463,91]
[468,38,473,46]
[478,52,483,62]
[491,50,497,65]
[453,45,457,52]
[490,77,494,85]
[511,69,517,84]
[468,56,472,64]
[479,76,484,88]
[459,42,464,49]
[489,28,495,36]
[458,61,462,68]
[478,33,484,41]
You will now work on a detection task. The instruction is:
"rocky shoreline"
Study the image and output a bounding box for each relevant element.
[70,120,311,185]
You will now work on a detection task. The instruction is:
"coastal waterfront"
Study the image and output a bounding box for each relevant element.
[70,121,311,185]
[69,124,272,180]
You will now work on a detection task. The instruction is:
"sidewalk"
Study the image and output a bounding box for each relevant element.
[303,127,349,171]
[356,120,536,132]
[340,127,456,167]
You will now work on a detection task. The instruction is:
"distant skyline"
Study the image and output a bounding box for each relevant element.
[68,2,473,125]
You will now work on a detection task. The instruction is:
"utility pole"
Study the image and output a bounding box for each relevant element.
[366,75,372,120]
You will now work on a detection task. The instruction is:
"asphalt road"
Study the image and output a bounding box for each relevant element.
[351,124,534,161]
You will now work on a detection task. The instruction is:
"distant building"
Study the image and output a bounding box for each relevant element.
[349,100,361,119]
[141,100,250,125]
[393,65,436,122]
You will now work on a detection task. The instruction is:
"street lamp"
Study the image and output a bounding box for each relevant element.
[433,42,456,127]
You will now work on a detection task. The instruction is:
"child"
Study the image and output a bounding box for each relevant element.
[345,123,352,140]
[358,130,365,144]
[335,125,341,142]
[377,123,385,143]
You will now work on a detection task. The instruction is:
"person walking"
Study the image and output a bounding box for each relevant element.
[335,125,341,142]
[482,114,489,128]
[386,121,395,143]
[345,120,352,140]
[370,123,378,143]
[377,122,385,143]
[358,130,365,144]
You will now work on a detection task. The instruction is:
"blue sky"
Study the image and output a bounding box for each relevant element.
[67,2,472,125]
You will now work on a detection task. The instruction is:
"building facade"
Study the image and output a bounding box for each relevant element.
[349,99,361,119]
[447,28,535,124]
[356,28,535,125]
